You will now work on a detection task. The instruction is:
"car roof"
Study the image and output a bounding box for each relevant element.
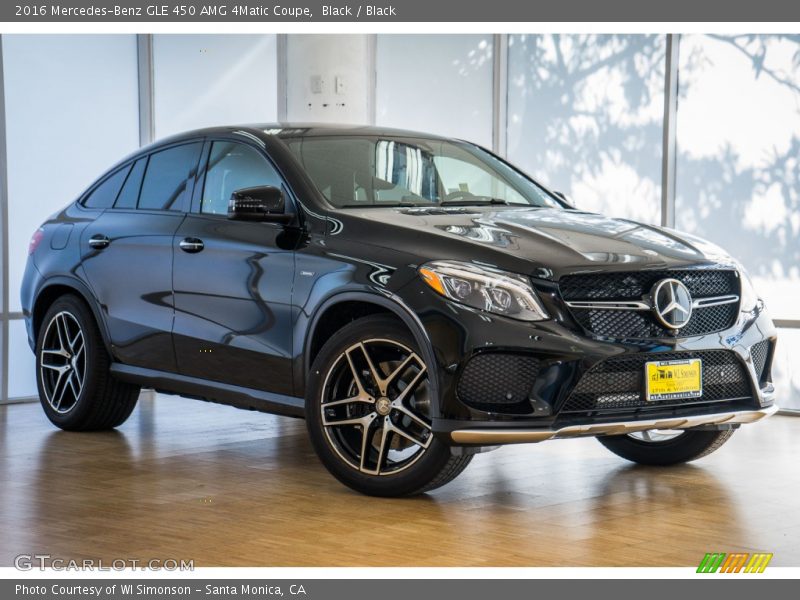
[145,122,457,150]
[98,123,473,193]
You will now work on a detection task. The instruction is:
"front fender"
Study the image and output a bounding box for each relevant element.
[295,289,442,417]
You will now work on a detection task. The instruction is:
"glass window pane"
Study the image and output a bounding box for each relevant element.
[675,35,800,319]
[83,165,131,209]
[3,34,139,313]
[773,328,800,410]
[434,156,528,204]
[152,35,278,138]
[506,34,666,224]
[114,158,146,209]
[8,320,36,399]
[284,136,559,208]
[376,35,494,147]
[138,143,202,211]
[202,142,282,215]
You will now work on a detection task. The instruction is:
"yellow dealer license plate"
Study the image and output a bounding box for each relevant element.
[645,358,702,401]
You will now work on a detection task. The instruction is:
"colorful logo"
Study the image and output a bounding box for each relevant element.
[697,552,773,573]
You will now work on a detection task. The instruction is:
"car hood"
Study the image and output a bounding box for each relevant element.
[336,206,735,278]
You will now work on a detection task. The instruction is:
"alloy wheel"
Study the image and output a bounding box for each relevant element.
[39,311,86,414]
[320,339,433,476]
[627,430,685,443]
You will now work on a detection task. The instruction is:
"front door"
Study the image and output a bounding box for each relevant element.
[172,140,297,395]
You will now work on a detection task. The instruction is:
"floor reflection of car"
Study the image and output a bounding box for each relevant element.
[21,124,778,496]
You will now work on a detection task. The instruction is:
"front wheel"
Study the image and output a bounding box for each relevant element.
[597,428,736,466]
[305,316,472,496]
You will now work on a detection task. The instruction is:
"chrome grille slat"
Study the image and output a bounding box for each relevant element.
[560,269,740,339]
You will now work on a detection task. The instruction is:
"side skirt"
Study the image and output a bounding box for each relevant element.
[109,364,306,418]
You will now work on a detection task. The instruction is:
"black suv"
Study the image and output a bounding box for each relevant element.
[22,125,777,496]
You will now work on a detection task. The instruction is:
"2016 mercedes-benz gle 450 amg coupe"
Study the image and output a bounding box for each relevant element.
[22,125,777,496]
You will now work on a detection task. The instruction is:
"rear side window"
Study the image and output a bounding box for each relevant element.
[114,158,147,209]
[138,143,203,211]
[83,166,130,209]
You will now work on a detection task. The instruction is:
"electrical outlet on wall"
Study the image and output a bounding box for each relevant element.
[310,75,325,94]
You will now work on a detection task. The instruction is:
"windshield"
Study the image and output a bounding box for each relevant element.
[283,135,562,209]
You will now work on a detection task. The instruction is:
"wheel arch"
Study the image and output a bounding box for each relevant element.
[32,277,112,355]
[302,291,442,416]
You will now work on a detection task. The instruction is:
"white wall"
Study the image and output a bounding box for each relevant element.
[675,34,800,322]
[674,34,800,409]
[153,34,278,139]
[506,34,666,225]
[2,34,140,398]
[286,34,372,124]
[376,35,494,147]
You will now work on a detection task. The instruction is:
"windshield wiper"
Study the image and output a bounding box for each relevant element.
[440,197,510,206]
[339,202,429,209]
[339,197,512,209]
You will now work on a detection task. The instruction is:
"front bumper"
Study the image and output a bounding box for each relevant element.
[398,277,778,440]
[448,403,778,445]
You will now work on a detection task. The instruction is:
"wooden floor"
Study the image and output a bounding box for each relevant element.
[1,394,798,567]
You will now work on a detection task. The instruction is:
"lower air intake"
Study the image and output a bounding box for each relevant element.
[457,352,540,414]
[750,339,771,384]
[561,350,752,414]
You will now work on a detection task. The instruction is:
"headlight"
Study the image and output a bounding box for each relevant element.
[739,267,760,311]
[418,260,549,321]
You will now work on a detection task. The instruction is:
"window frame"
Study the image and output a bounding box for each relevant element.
[77,162,133,211]
[135,140,205,213]
[94,138,205,215]
[112,156,148,210]
[189,136,298,222]
[281,134,567,210]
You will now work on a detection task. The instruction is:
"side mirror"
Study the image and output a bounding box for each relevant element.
[553,190,575,208]
[228,186,292,223]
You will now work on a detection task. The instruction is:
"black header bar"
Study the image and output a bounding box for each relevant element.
[3,0,800,22]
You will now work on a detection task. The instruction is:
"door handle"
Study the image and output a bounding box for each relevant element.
[179,237,204,253]
[88,234,110,249]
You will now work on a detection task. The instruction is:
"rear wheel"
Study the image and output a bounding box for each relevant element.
[305,315,472,496]
[597,428,736,466]
[36,294,140,431]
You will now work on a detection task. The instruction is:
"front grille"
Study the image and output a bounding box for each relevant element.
[750,339,771,383]
[571,303,738,339]
[560,269,739,301]
[457,352,540,414]
[560,269,740,339]
[561,350,752,414]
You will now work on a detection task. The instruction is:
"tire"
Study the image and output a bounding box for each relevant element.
[305,315,472,496]
[597,428,736,466]
[36,294,140,431]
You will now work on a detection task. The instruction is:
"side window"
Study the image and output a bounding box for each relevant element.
[83,165,131,209]
[201,141,283,215]
[138,143,203,211]
[114,157,147,209]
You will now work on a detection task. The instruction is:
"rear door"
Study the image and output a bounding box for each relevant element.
[81,142,203,372]
[172,139,296,395]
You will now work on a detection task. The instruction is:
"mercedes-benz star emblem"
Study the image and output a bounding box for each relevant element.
[651,278,693,330]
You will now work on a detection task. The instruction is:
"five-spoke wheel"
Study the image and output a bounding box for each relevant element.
[306,315,473,496]
[626,430,684,443]
[36,294,140,431]
[598,427,735,465]
[39,311,86,414]
[321,339,433,476]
